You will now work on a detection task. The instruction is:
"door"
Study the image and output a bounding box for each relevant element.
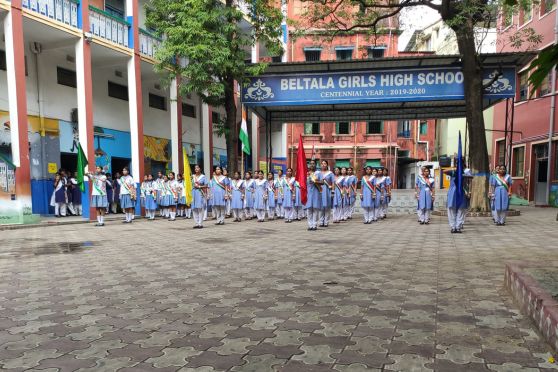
[111,157,131,177]
[535,158,548,205]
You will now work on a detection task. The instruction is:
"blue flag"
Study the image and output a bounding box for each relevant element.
[455,131,464,209]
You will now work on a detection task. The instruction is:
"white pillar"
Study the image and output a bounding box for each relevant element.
[127,56,142,182]
[202,102,211,176]
[251,44,259,171]
[75,39,90,163]
[4,13,22,167]
[170,78,180,173]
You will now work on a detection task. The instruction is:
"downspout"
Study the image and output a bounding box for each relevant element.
[198,96,203,167]
[546,0,558,205]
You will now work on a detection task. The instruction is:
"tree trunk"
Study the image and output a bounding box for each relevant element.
[224,76,239,172]
[454,21,491,212]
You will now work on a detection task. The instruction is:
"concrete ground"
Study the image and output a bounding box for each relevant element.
[1,207,558,371]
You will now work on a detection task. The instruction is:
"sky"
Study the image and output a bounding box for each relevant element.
[398,6,441,51]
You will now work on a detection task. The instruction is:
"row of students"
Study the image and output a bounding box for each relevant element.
[50,170,82,217]
[89,166,135,226]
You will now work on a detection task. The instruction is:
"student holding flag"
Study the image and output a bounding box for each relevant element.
[489,165,513,226]
[88,166,108,227]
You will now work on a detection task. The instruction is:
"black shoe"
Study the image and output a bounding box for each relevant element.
[420,221,424,225]
[307,227,312,231]
[451,228,455,233]
[456,229,462,233]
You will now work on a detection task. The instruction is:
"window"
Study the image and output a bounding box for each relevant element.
[540,73,552,96]
[56,67,77,88]
[335,159,350,168]
[304,48,321,62]
[335,48,353,61]
[366,159,382,168]
[518,72,528,101]
[149,93,166,111]
[105,0,125,19]
[108,81,128,101]
[512,146,525,177]
[212,111,221,124]
[304,122,320,135]
[367,121,383,134]
[367,46,386,59]
[398,150,410,158]
[182,103,196,118]
[271,55,283,63]
[423,36,432,51]
[521,5,532,23]
[543,0,556,15]
[497,140,506,166]
[420,121,428,135]
[336,122,350,135]
[397,120,411,138]
[0,50,6,71]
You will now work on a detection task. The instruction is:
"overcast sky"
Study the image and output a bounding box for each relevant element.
[398,6,441,51]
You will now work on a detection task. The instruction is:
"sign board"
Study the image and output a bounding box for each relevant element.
[48,163,58,174]
[242,67,516,106]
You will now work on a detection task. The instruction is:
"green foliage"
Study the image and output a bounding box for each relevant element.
[529,44,558,94]
[145,0,283,107]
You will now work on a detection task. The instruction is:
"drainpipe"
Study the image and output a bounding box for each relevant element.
[546,0,558,205]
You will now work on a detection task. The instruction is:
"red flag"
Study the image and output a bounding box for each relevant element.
[296,135,308,205]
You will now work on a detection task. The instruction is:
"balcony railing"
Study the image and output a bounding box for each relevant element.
[22,0,79,28]
[139,28,162,59]
[89,6,130,48]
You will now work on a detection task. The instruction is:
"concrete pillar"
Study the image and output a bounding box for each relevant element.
[251,44,259,171]
[4,1,32,215]
[201,103,213,176]
[75,0,96,220]
[170,78,183,174]
[126,0,144,215]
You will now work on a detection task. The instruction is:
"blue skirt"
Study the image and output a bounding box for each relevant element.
[120,194,136,209]
[159,195,176,207]
[178,196,186,205]
[91,195,108,208]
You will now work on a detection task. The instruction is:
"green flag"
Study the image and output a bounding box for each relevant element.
[76,142,88,192]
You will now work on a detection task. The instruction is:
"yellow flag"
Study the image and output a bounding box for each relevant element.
[183,148,193,205]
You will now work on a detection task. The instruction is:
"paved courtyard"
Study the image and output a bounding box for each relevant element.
[1,207,558,371]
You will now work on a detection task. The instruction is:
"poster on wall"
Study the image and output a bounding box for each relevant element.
[550,184,558,207]
[213,148,228,169]
[183,143,202,166]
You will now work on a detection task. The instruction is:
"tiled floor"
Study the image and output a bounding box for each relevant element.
[1,207,558,371]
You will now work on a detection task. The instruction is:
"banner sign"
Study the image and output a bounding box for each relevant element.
[242,67,517,106]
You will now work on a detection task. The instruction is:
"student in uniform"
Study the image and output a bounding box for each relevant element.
[223,168,232,218]
[142,174,157,220]
[267,172,277,220]
[445,166,471,233]
[489,165,512,226]
[415,166,435,224]
[113,171,122,214]
[374,168,387,221]
[118,167,136,223]
[276,169,284,219]
[167,172,181,221]
[244,171,255,220]
[51,172,68,217]
[231,171,245,222]
[140,175,149,218]
[69,172,82,216]
[332,167,345,223]
[306,160,323,230]
[192,164,208,228]
[154,171,164,217]
[317,160,334,227]
[253,170,268,222]
[282,168,296,223]
[158,174,170,218]
[88,166,108,226]
[176,173,186,218]
[105,173,114,214]
[210,166,229,225]
[361,166,375,224]
[347,167,357,220]
[489,167,498,224]
[383,168,392,219]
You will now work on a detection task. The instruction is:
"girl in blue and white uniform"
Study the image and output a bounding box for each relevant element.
[361,166,375,224]
[415,166,435,224]
[383,168,392,219]
[51,172,67,217]
[346,167,357,220]
[210,166,229,225]
[267,172,277,220]
[276,169,284,219]
[223,168,232,218]
[192,164,208,228]
[244,172,255,220]
[167,172,181,221]
[306,160,323,230]
[332,167,345,223]
[489,165,512,226]
[88,166,108,226]
[374,168,387,221]
[119,167,136,223]
[142,174,157,220]
[231,171,245,222]
[254,171,268,222]
[282,168,296,223]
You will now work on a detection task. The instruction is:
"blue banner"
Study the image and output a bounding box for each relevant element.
[242,67,516,106]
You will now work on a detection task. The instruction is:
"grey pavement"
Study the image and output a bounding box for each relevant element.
[1,207,558,371]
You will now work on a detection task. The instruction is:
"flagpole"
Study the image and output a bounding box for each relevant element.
[241,150,244,176]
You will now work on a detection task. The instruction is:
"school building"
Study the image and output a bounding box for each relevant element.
[0,0,272,223]
[494,0,558,206]
[277,0,437,187]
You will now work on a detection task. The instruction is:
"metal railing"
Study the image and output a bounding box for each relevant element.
[89,6,130,48]
[22,0,79,28]
[139,28,161,59]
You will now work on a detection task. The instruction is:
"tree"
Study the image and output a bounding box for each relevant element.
[296,0,534,211]
[146,0,283,173]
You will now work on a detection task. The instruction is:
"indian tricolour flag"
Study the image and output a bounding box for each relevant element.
[240,106,251,155]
